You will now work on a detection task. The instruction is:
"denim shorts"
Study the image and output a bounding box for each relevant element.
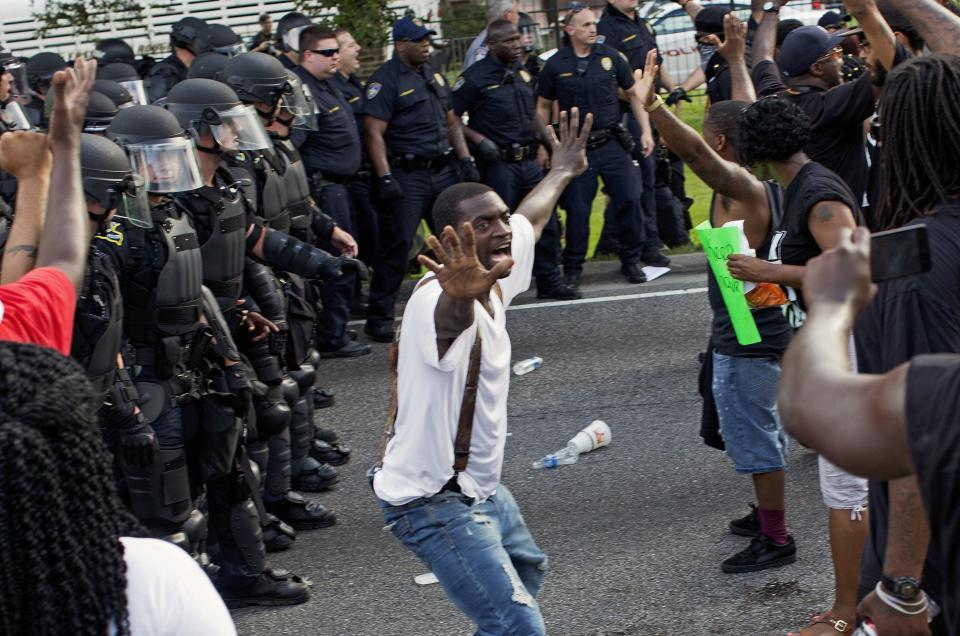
[712,352,788,474]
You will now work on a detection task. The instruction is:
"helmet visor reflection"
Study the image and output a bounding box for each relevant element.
[126,136,204,193]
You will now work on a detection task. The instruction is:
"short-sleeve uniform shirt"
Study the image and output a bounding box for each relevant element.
[360,55,453,158]
[538,43,635,129]
[452,56,537,147]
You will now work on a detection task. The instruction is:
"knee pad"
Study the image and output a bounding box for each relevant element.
[121,445,192,529]
[281,376,300,406]
[254,383,291,437]
[288,364,316,395]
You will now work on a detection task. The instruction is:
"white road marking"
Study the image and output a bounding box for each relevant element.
[348,287,708,326]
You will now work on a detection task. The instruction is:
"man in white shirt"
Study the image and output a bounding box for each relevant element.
[464,0,521,69]
[371,109,591,635]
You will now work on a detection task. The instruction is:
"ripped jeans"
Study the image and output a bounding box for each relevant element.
[379,484,548,636]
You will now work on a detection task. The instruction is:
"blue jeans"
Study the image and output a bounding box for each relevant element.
[379,484,547,636]
[712,352,788,474]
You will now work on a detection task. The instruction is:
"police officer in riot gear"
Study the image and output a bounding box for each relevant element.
[93,79,135,109]
[101,104,310,608]
[97,62,148,105]
[453,19,576,301]
[94,38,137,67]
[146,16,207,102]
[83,91,119,133]
[361,15,476,343]
[164,77,338,532]
[275,12,313,70]
[24,52,67,128]
[195,23,246,58]
[187,52,229,80]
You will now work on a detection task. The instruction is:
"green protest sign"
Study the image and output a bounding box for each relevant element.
[695,220,761,346]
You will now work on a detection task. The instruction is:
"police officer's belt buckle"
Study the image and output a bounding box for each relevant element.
[512,144,525,162]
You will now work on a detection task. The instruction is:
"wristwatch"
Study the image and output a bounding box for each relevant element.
[762,1,780,12]
[881,575,922,601]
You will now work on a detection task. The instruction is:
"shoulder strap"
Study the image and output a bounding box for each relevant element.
[376,279,501,473]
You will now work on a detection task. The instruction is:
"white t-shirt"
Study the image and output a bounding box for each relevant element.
[373,214,535,506]
[113,537,237,636]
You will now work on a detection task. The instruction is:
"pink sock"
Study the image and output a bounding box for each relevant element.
[758,508,788,545]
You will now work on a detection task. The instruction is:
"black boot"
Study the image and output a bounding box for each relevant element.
[219,568,310,609]
[294,457,339,492]
[310,438,351,466]
[262,513,296,552]
[265,490,337,530]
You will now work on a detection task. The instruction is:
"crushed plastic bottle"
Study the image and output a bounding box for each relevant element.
[532,442,580,469]
[513,356,543,376]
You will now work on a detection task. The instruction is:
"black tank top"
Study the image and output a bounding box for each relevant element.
[707,181,792,358]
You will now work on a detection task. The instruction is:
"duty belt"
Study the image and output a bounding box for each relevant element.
[585,128,613,151]
[499,141,539,163]
[390,151,453,172]
[318,172,354,186]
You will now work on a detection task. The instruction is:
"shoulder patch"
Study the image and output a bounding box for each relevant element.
[96,221,125,247]
[434,72,446,86]
[601,56,613,71]
[235,151,246,162]
[453,75,466,91]
[596,34,606,44]
[366,82,382,99]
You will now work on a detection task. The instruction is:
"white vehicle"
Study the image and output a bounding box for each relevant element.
[539,2,831,87]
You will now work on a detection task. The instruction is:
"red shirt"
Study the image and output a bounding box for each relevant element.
[0,267,76,355]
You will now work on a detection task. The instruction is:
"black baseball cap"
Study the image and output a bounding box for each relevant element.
[392,16,436,42]
[694,5,731,36]
[779,25,846,77]
[817,10,848,29]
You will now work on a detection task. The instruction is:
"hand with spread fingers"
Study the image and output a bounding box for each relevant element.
[419,223,514,301]
[541,107,591,178]
[241,309,279,342]
[713,13,748,63]
[636,49,660,107]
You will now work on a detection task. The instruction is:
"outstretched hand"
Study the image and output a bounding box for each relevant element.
[47,56,95,150]
[707,13,748,63]
[543,107,591,178]
[636,49,660,107]
[418,223,513,300]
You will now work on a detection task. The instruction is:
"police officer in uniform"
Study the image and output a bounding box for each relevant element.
[453,19,576,300]
[146,16,207,103]
[537,5,655,286]
[597,0,670,268]
[98,105,310,607]
[361,15,478,343]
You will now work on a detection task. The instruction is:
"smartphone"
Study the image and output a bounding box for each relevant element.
[870,224,931,283]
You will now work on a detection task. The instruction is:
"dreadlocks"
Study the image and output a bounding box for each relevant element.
[878,54,960,230]
[0,342,145,636]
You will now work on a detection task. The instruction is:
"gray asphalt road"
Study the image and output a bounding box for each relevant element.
[233,254,835,636]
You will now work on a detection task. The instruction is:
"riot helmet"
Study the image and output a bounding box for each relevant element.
[279,69,318,131]
[187,53,229,80]
[93,79,133,109]
[518,12,540,53]
[275,12,312,53]
[220,52,291,123]
[25,52,66,95]
[165,78,272,152]
[80,133,149,227]
[106,105,204,193]
[97,63,147,105]
[195,24,245,57]
[170,16,208,54]
[84,90,119,132]
[94,38,136,67]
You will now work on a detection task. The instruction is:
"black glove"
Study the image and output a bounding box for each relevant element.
[318,256,370,282]
[665,87,692,106]
[459,157,480,182]
[475,138,501,164]
[378,173,402,201]
[117,412,157,468]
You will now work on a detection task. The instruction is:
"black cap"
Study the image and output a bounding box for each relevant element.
[694,5,730,35]
[817,10,847,29]
[780,25,846,77]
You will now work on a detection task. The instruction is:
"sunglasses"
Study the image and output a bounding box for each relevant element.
[308,48,340,57]
[564,2,587,24]
[815,46,843,63]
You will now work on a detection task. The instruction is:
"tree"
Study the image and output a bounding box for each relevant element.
[296,0,398,49]
[34,0,145,40]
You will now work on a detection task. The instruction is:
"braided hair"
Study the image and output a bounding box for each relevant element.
[877,54,960,230]
[0,342,145,636]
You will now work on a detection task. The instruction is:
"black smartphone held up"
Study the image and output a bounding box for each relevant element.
[870,224,931,283]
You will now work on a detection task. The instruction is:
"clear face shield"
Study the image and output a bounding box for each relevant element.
[282,25,309,53]
[84,172,151,228]
[519,23,540,53]
[125,136,204,193]
[119,79,148,105]
[204,104,273,151]
[0,101,32,131]
[280,74,318,130]
[213,42,246,57]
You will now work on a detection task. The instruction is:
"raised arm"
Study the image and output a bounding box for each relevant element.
[0,132,52,284]
[844,0,897,71]
[34,57,95,293]
[514,108,591,239]
[637,51,764,207]
[712,14,756,102]
[779,227,914,480]
[751,2,781,63]
[883,0,960,54]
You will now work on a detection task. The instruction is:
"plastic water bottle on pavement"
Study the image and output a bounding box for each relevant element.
[513,356,542,376]
[532,442,580,469]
